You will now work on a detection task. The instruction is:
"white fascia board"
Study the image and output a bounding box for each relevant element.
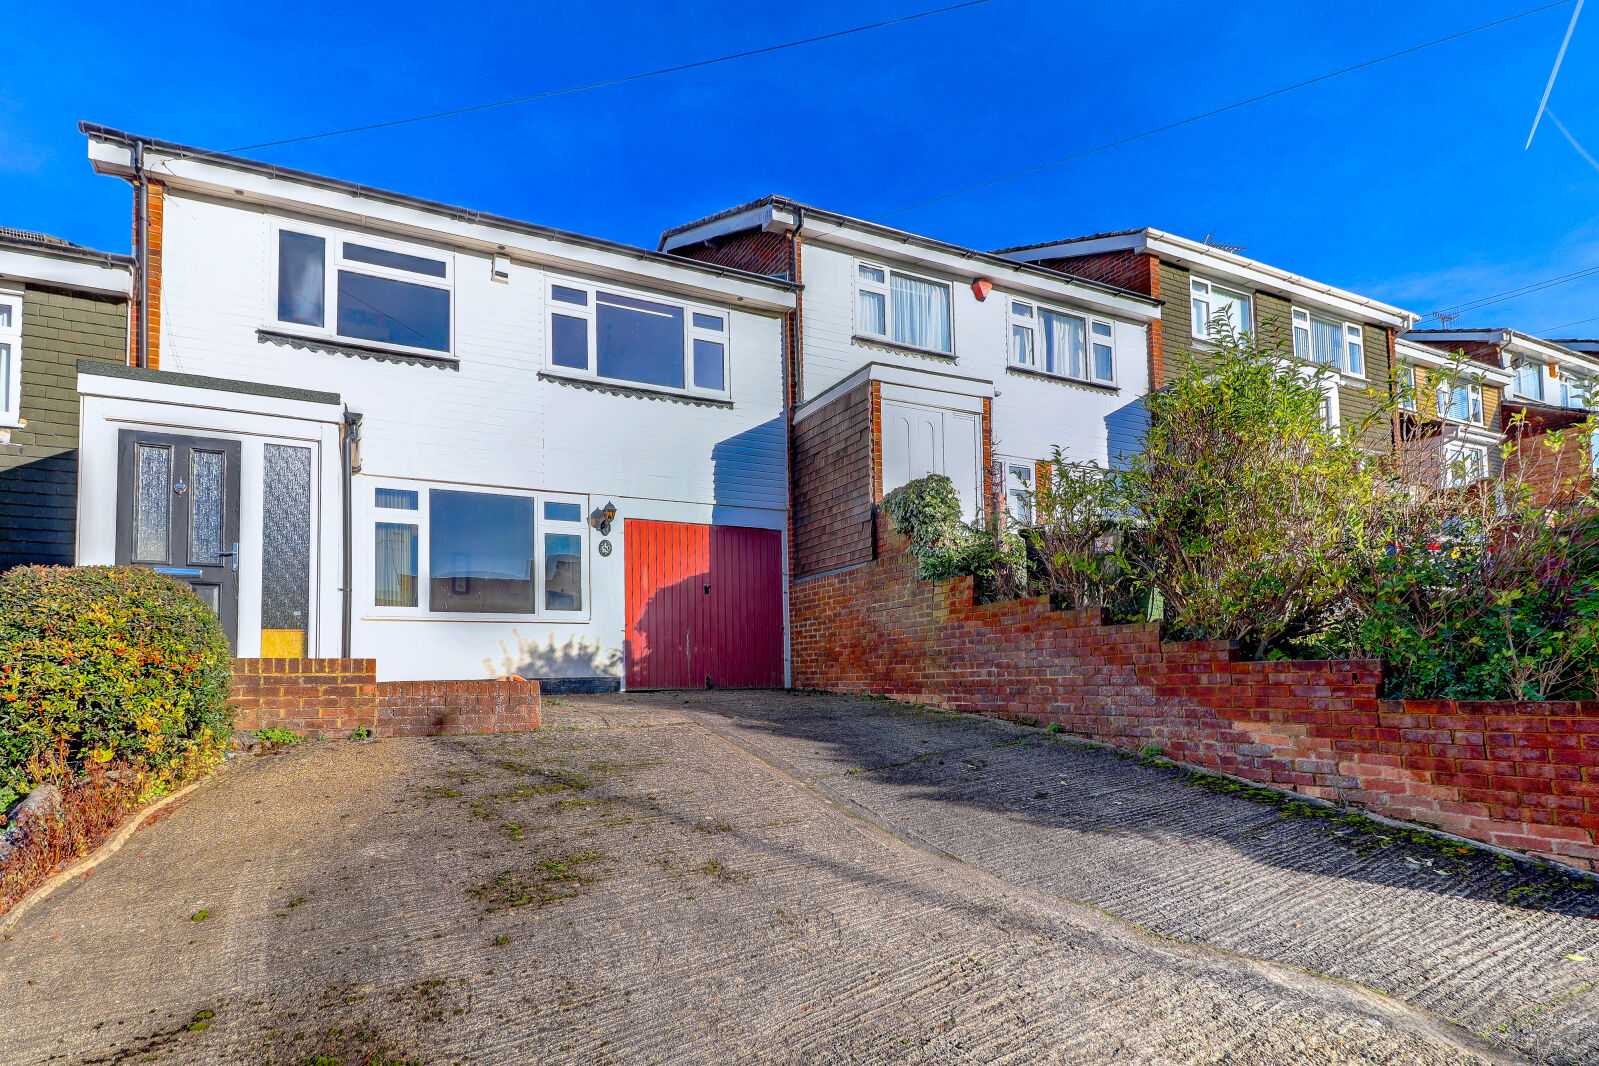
[1505,332,1599,375]
[0,247,132,297]
[92,142,795,315]
[77,369,343,425]
[659,204,798,252]
[793,361,994,425]
[805,222,1158,323]
[1004,229,1419,329]
[1394,338,1514,385]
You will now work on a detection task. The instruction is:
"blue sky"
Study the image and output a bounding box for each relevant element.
[4,1,1596,335]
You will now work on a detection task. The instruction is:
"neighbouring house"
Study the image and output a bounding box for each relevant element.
[1406,329,1596,504]
[993,228,1419,452]
[1390,336,1514,489]
[0,229,132,571]
[76,124,798,687]
[659,197,1161,578]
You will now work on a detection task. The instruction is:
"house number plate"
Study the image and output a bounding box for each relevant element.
[597,539,612,557]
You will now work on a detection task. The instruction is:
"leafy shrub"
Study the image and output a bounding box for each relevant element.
[0,565,232,803]
[254,726,303,745]
[1022,448,1142,615]
[1116,330,1380,656]
[1343,418,1599,700]
[881,474,1025,598]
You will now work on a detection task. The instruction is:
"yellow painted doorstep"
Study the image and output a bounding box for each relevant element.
[260,629,307,658]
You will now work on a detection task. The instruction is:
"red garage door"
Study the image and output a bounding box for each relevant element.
[624,520,784,689]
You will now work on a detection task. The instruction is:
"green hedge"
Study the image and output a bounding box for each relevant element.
[0,566,232,810]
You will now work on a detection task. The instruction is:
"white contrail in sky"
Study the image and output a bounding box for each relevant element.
[1547,111,1599,173]
[1527,0,1585,148]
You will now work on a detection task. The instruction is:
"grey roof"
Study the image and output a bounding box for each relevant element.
[79,123,795,294]
[659,195,1160,307]
[988,229,1146,255]
[0,225,132,267]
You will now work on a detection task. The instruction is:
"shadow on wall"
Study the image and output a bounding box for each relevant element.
[0,449,79,571]
[1104,396,1151,472]
[710,416,785,525]
[485,631,622,680]
[625,546,783,691]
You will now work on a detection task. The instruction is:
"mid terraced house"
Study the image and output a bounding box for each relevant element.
[1406,328,1597,502]
[1390,335,1514,488]
[0,229,132,571]
[659,197,1160,580]
[75,125,797,687]
[994,228,1420,451]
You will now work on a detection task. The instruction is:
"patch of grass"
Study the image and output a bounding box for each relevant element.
[253,726,303,745]
[471,852,605,910]
[1014,715,1040,728]
[191,909,210,921]
[348,727,375,741]
[1045,723,1063,734]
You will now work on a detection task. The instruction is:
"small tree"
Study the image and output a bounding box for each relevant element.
[1021,448,1138,613]
[1118,328,1381,656]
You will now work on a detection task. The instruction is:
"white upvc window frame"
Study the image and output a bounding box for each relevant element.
[1398,364,1418,411]
[1291,307,1366,379]
[1558,369,1593,410]
[0,287,21,427]
[1007,297,1117,387]
[1189,276,1254,340]
[1511,359,1546,402]
[269,221,456,359]
[1435,379,1484,426]
[543,274,732,401]
[854,259,954,355]
[997,456,1035,525]
[364,479,591,623]
[1442,441,1488,488]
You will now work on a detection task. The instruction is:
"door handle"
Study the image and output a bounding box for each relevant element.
[215,542,239,572]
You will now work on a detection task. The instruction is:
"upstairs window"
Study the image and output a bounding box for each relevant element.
[856,262,952,353]
[274,226,453,356]
[1009,298,1116,385]
[1435,380,1484,424]
[547,278,729,398]
[1292,309,1364,377]
[0,289,19,426]
[1559,371,1592,409]
[1513,360,1546,402]
[1190,277,1253,339]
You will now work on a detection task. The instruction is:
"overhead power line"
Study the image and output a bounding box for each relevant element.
[227,0,993,152]
[1536,313,1599,333]
[1426,263,1599,319]
[871,0,1576,220]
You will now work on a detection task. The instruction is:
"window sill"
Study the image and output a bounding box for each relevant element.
[1005,365,1119,393]
[537,370,734,408]
[257,329,459,370]
[362,612,592,624]
[852,335,957,361]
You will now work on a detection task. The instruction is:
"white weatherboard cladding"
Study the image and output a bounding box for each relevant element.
[799,241,1151,469]
[140,190,788,681]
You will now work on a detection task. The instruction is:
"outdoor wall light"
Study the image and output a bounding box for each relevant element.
[593,501,618,536]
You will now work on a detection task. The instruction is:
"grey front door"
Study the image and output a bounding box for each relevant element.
[115,430,242,645]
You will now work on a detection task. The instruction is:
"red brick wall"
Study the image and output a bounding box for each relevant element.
[792,532,1599,871]
[792,381,875,578]
[231,659,540,739]
[674,229,793,278]
[1503,414,1594,507]
[128,180,164,369]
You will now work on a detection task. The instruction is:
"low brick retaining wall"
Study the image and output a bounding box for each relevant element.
[793,532,1599,872]
[231,659,541,738]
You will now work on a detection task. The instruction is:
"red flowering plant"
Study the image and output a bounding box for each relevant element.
[0,566,232,814]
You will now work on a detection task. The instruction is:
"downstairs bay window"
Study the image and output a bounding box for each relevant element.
[1443,442,1488,488]
[369,483,589,619]
[547,279,729,398]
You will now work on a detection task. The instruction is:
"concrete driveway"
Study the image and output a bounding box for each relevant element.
[1,690,1595,1065]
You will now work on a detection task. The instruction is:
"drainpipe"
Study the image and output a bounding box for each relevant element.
[132,142,149,370]
[340,407,362,658]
